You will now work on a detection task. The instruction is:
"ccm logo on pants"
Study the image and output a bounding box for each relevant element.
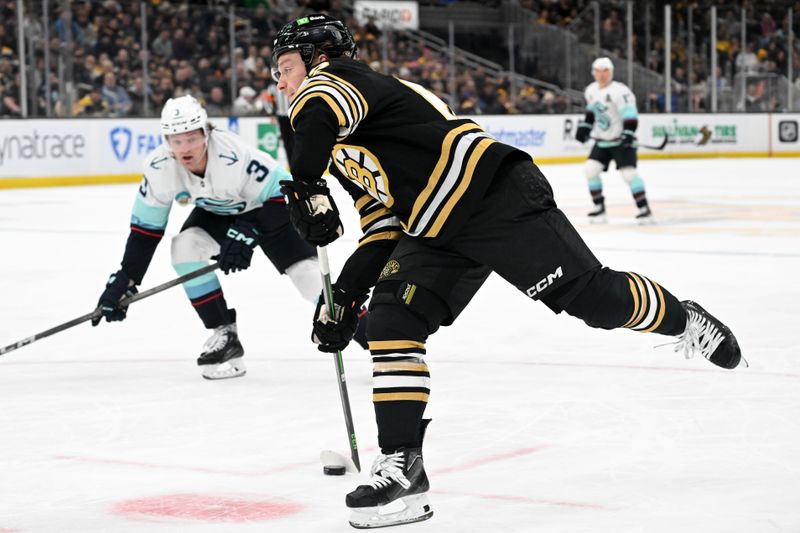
[526,266,563,298]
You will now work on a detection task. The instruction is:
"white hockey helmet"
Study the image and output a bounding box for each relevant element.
[160,94,208,136]
[591,57,615,74]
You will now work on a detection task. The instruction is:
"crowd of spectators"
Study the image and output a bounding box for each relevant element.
[518,0,800,112]
[2,0,800,118]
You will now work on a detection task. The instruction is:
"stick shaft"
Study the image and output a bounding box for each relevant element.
[0,263,219,357]
[318,246,361,472]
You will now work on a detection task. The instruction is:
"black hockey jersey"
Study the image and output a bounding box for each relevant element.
[287,58,527,291]
[288,58,526,243]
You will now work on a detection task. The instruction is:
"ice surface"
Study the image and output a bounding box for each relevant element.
[0,158,798,532]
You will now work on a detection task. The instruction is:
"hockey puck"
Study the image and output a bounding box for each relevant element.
[323,465,346,476]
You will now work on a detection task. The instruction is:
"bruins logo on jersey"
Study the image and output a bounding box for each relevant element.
[379,259,400,280]
[332,144,395,208]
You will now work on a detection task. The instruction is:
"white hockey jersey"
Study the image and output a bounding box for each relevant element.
[131,128,290,232]
[583,80,638,145]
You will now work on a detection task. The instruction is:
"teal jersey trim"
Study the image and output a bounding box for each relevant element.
[257,165,291,205]
[131,195,171,230]
[621,103,638,120]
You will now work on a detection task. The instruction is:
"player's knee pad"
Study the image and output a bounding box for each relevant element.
[171,227,219,266]
[284,257,321,304]
[367,281,450,344]
[584,159,604,181]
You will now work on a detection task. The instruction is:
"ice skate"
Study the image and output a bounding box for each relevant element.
[675,300,741,369]
[346,447,433,529]
[635,205,655,225]
[197,322,246,380]
[587,203,607,224]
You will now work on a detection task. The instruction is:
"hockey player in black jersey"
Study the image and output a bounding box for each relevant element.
[272,14,743,529]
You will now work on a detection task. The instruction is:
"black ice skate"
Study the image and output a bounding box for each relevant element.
[346,447,433,529]
[587,202,607,224]
[635,205,655,225]
[675,300,742,369]
[197,320,246,380]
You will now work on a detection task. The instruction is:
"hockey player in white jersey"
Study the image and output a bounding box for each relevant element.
[91,94,364,379]
[575,57,653,224]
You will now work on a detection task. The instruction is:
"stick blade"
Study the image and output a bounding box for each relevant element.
[320,449,359,473]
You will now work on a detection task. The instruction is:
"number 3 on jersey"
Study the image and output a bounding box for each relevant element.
[246,160,270,182]
[332,144,395,207]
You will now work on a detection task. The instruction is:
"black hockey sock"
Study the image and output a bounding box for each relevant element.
[190,290,232,329]
[565,267,686,336]
[371,349,430,452]
[633,191,649,208]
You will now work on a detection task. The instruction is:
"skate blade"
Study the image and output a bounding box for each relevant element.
[320,449,359,473]
[201,357,246,380]
[636,215,656,226]
[588,214,607,224]
[348,493,433,529]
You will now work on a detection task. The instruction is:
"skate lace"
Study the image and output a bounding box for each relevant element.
[673,310,724,361]
[202,324,235,353]
[368,452,410,490]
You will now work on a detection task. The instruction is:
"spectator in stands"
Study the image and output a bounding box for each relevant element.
[151,29,172,59]
[0,55,21,116]
[206,85,230,117]
[736,42,760,74]
[73,84,109,116]
[232,85,259,115]
[101,71,132,116]
[127,75,148,116]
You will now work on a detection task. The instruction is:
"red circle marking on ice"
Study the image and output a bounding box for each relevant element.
[113,494,302,522]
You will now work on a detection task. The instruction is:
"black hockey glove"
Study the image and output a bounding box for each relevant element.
[279,179,343,246]
[575,121,592,143]
[312,286,369,353]
[92,270,138,326]
[620,129,637,148]
[214,221,261,275]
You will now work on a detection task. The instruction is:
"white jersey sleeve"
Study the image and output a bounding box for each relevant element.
[132,145,177,232]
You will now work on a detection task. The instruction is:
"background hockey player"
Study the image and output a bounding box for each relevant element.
[92,94,364,380]
[272,15,742,529]
[575,57,653,224]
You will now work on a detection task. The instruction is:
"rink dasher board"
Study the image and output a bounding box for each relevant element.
[1,113,799,187]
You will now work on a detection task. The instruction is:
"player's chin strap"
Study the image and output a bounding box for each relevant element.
[0,263,220,357]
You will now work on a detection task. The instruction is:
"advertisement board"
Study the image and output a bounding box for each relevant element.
[0,116,284,187]
[471,113,777,164]
[0,114,797,187]
[354,0,419,30]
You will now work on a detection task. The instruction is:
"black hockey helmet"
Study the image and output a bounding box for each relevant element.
[271,14,357,74]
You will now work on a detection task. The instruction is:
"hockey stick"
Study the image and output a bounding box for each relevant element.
[0,263,220,357]
[590,134,669,150]
[317,245,361,473]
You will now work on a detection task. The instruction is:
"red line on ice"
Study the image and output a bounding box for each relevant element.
[430,489,620,510]
[432,445,550,475]
[113,493,302,522]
